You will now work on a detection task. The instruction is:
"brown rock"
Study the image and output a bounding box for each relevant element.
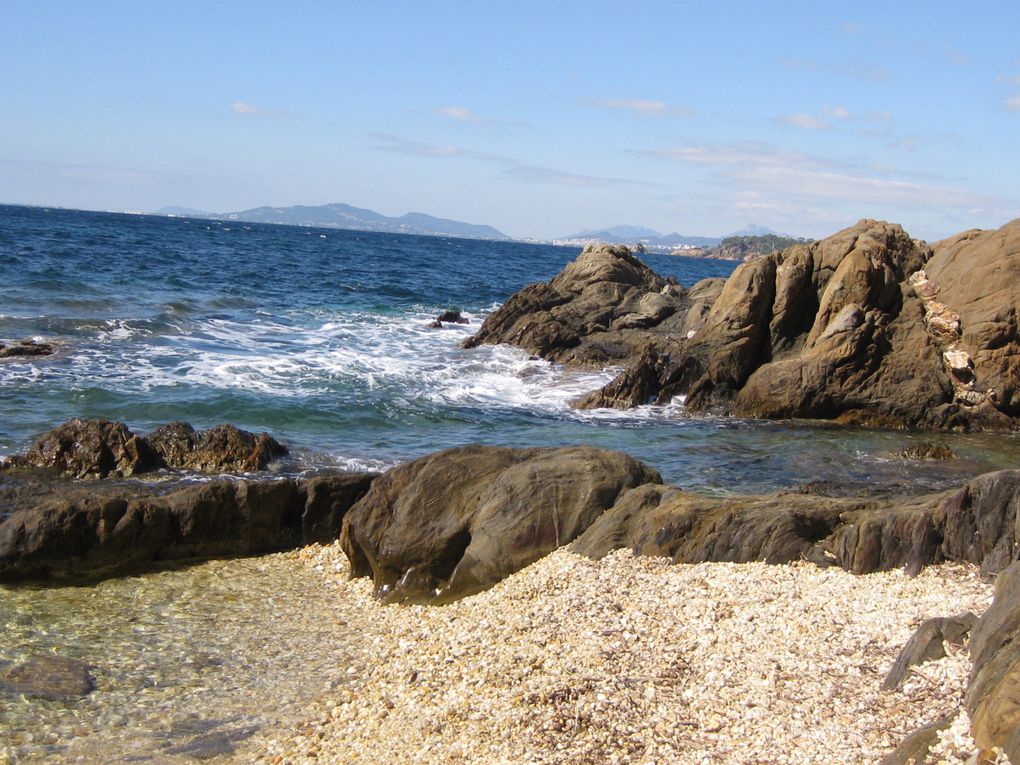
[967,561,1020,761]
[0,339,55,358]
[900,442,955,461]
[881,613,977,691]
[19,418,162,479]
[340,444,661,603]
[1,654,95,700]
[148,422,287,473]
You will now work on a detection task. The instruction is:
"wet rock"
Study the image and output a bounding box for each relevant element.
[900,442,956,461]
[8,419,288,479]
[571,348,666,410]
[0,339,55,358]
[148,422,287,473]
[17,418,162,479]
[881,613,977,691]
[0,471,377,581]
[428,309,469,329]
[340,444,661,603]
[0,654,95,700]
[967,561,1020,761]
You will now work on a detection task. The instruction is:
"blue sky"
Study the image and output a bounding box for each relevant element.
[2,1,1018,240]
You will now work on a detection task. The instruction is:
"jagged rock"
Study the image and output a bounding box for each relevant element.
[879,715,955,765]
[148,422,286,473]
[967,561,1020,761]
[463,243,686,368]
[881,613,977,691]
[0,339,55,358]
[0,471,376,581]
[17,418,162,479]
[571,348,666,410]
[340,444,661,603]
[7,419,288,479]
[0,655,95,700]
[469,218,1020,430]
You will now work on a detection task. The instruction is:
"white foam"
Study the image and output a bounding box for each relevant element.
[2,306,686,423]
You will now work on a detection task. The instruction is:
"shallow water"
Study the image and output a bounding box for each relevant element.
[0,555,356,763]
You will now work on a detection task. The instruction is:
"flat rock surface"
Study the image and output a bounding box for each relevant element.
[251,546,993,765]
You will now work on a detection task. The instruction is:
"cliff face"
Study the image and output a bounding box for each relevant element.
[466,218,1020,431]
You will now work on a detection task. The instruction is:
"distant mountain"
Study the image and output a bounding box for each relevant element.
[153,202,509,240]
[572,225,664,240]
[556,225,722,250]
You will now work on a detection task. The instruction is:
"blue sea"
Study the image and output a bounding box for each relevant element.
[1,203,1018,494]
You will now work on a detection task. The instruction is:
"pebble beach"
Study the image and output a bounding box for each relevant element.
[248,546,997,765]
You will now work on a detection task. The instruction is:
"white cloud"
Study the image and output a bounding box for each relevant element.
[643,140,1003,211]
[231,101,299,119]
[778,113,829,130]
[589,98,694,118]
[434,106,487,124]
[824,105,851,119]
[1007,96,1020,111]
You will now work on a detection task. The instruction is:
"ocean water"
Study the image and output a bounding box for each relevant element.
[1,203,1019,494]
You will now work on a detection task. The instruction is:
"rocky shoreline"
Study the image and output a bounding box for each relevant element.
[3,216,1020,762]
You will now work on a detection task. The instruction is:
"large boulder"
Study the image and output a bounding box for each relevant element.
[472,219,1020,430]
[0,472,376,581]
[340,444,662,603]
[6,419,288,479]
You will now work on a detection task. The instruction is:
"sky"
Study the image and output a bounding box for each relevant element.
[2,1,1018,240]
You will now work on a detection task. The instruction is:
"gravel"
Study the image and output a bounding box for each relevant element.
[248,545,1001,765]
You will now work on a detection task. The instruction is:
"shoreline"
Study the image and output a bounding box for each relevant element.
[247,545,992,765]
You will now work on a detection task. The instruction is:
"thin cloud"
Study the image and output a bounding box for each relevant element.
[372,133,645,188]
[434,106,488,124]
[589,98,694,118]
[1007,96,1020,112]
[231,101,300,119]
[642,140,1003,211]
[823,106,851,120]
[777,113,829,130]
[780,58,890,82]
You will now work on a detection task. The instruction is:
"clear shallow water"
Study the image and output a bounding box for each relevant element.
[2,204,1017,494]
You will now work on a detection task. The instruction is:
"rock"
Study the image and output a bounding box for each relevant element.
[148,422,287,473]
[340,445,661,603]
[8,419,288,479]
[17,418,162,479]
[468,218,1020,430]
[463,244,685,367]
[0,471,377,581]
[571,348,666,410]
[935,470,1020,576]
[879,714,955,765]
[0,339,55,358]
[967,561,1020,761]
[899,442,955,460]
[0,654,95,700]
[881,613,977,691]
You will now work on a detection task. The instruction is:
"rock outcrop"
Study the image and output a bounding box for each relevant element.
[967,561,1020,760]
[6,419,287,479]
[0,339,55,358]
[466,219,1020,430]
[0,471,376,581]
[340,444,662,603]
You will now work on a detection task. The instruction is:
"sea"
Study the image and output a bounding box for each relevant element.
[3,203,1016,495]
[2,203,1019,762]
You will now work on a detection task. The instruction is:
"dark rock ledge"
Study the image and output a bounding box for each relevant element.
[464,218,1020,431]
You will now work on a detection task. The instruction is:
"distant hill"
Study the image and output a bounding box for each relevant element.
[153,202,509,240]
[557,226,723,250]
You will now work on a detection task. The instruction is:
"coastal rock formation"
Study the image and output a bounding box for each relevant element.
[340,444,662,603]
[6,418,287,479]
[467,218,1020,430]
[967,561,1020,759]
[0,472,376,581]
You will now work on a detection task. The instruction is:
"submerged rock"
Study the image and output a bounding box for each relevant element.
[340,444,661,603]
[899,441,955,461]
[0,654,95,700]
[0,339,55,358]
